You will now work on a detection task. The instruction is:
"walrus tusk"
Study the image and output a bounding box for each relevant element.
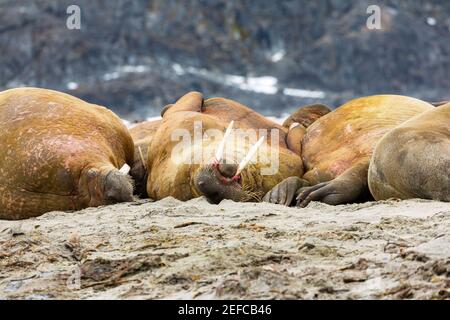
[214,120,234,164]
[137,146,147,170]
[119,163,131,175]
[234,136,265,177]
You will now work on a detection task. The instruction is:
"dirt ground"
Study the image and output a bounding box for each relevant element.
[0,197,449,300]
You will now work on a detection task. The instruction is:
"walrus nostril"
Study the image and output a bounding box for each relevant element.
[218,163,238,178]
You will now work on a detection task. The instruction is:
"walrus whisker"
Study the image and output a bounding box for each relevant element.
[241,189,263,202]
[237,180,263,202]
[234,136,265,177]
[119,163,131,175]
[214,120,234,164]
[251,192,263,202]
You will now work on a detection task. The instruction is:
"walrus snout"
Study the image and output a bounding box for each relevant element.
[215,163,239,179]
[195,163,243,204]
[82,165,134,207]
[103,170,134,204]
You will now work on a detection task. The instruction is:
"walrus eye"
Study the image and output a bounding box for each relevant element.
[234,136,265,179]
[214,120,234,164]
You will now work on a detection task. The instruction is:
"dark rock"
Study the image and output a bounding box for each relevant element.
[1,0,449,120]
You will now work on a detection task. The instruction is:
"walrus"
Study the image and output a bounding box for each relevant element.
[144,91,305,203]
[129,118,161,197]
[369,103,450,202]
[0,88,135,220]
[263,95,435,207]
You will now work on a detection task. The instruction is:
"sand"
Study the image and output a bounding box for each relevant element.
[0,197,449,300]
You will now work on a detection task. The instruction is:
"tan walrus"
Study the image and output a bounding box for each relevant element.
[129,118,161,197]
[369,103,450,202]
[0,88,135,220]
[144,92,304,203]
[263,95,436,206]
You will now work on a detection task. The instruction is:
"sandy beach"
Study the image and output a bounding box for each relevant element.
[0,197,449,300]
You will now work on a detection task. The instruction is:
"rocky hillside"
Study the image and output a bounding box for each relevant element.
[1,0,449,120]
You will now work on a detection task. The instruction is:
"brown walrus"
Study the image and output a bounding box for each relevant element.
[369,103,450,202]
[0,87,135,220]
[144,91,304,203]
[129,118,161,197]
[263,95,435,207]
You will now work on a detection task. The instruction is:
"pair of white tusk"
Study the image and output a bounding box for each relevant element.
[214,120,266,177]
[119,163,131,175]
[214,120,234,163]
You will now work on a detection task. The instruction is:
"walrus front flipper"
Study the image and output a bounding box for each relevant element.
[283,104,332,129]
[162,91,204,118]
[263,176,310,206]
[296,160,370,207]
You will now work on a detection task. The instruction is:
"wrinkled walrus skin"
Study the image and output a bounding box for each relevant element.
[0,88,135,220]
[264,95,435,207]
[369,103,450,202]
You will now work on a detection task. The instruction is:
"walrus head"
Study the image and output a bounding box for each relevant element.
[192,121,269,203]
[146,92,303,204]
[79,163,134,207]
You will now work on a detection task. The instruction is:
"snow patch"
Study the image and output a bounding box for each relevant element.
[66,82,79,90]
[426,17,437,26]
[103,65,149,81]
[270,49,286,63]
[283,88,326,99]
[145,116,163,122]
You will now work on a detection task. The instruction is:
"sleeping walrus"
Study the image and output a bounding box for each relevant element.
[143,91,306,203]
[129,118,161,198]
[264,95,441,206]
[369,102,449,202]
[0,88,135,220]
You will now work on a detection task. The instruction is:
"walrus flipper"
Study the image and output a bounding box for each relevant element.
[162,91,204,117]
[160,104,173,117]
[296,160,370,207]
[263,176,310,206]
[283,104,332,129]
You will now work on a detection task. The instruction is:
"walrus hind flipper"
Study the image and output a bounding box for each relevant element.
[283,104,332,129]
[160,104,173,117]
[297,160,370,207]
[263,176,310,206]
[161,91,204,118]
